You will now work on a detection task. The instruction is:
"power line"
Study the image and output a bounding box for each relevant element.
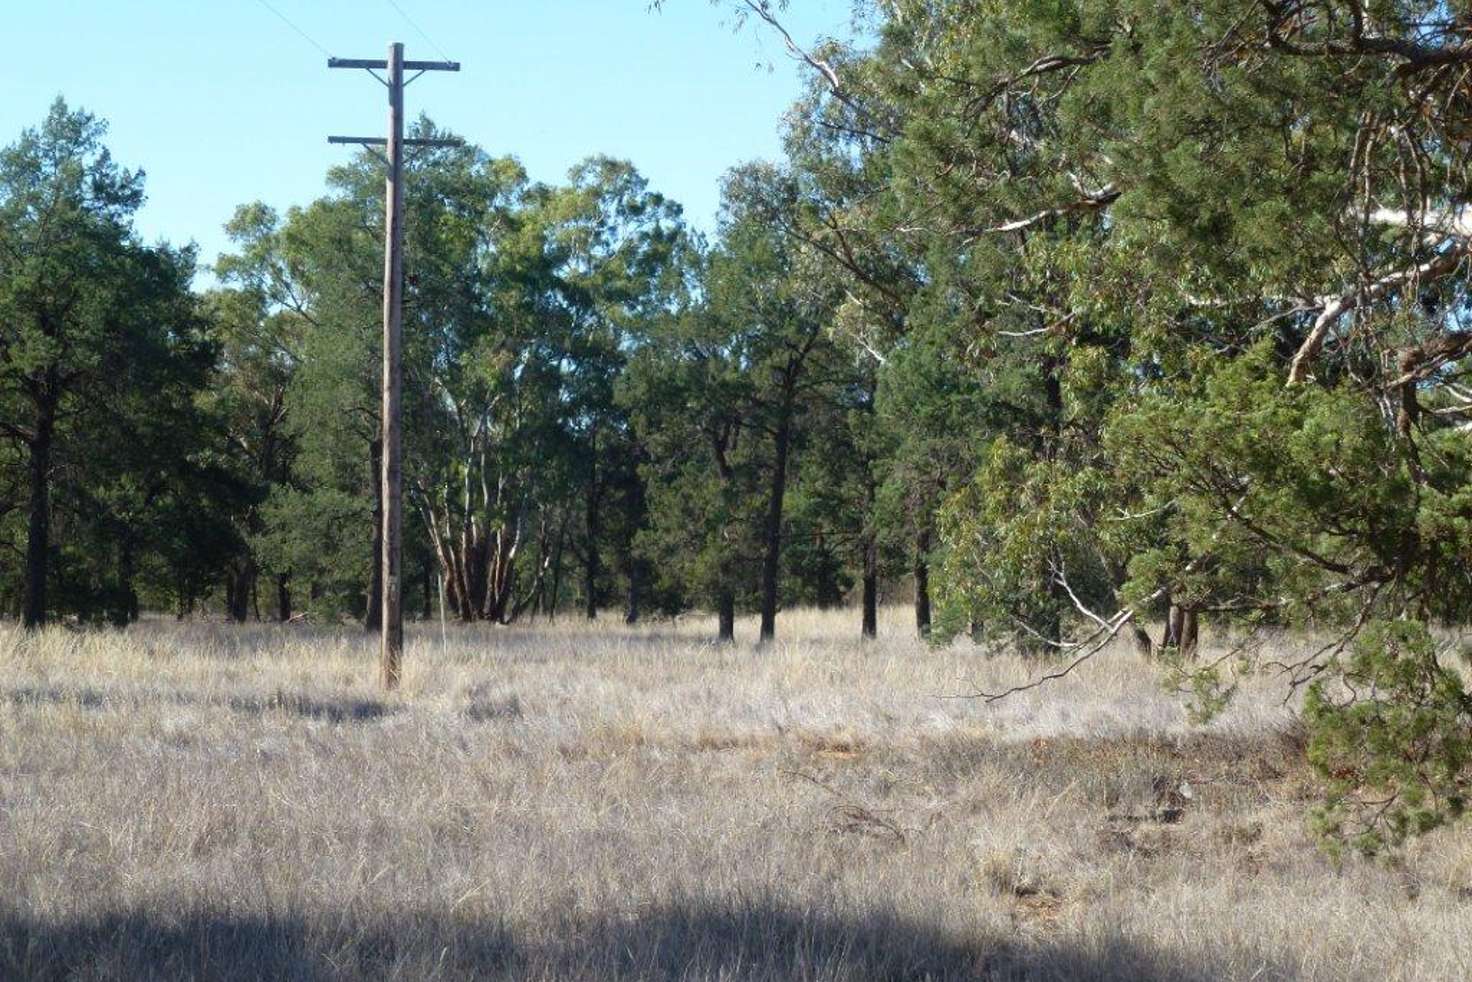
[383,0,452,63]
[252,0,333,58]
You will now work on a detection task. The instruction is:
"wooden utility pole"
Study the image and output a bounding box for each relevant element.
[329,43,460,689]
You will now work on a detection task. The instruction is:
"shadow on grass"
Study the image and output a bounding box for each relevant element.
[4,685,395,725]
[0,900,1293,981]
[224,690,393,723]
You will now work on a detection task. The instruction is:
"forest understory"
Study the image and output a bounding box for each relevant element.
[2,608,1469,981]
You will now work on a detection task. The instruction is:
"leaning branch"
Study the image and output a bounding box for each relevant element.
[1286,239,1472,384]
[981,184,1120,235]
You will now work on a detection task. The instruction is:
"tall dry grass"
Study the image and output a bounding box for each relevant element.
[0,608,1468,980]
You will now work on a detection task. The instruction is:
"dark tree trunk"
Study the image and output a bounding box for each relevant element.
[717,590,735,644]
[366,438,383,633]
[225,560,253,623]
[861,538,878,641]
[914,524,932,639]
[1038,356,1066,650]
[548,523,566,622]
[422,560,433,621]
[584,475,601,621]
[624,571,641,625]
[759,401,793,644]
[277,575,291,623]
[861,472,879,640]
[22,395,56,630]
[117,541,139,626]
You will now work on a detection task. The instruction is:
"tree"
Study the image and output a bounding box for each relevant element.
[710,165,844,642]
[624,287,766,642]
[0,99,210,627]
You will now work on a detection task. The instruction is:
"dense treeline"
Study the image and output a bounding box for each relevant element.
[4,1,1472,851]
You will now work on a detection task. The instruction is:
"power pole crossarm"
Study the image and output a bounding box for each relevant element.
[329,57,460,71]
[327,137,463,147]
[329,41,459,691]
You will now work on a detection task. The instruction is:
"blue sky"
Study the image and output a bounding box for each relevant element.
[4,1,853,279]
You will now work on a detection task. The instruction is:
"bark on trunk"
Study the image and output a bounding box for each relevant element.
[914,525,932,639]
[624,572,641,625]
[225,560,253,623]
[117,541,139,626]
[861,538,878,641]
[758,404,793,644]
[22,396,56,630]
[717,590,735,644]
[277,575,291,623]
[1180,608,1199,659]
[584,446,601,620]
[1162,598,1184,652]
[548,524,566,622]
[711,425,738,645]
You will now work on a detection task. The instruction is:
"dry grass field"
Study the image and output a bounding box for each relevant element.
[1,608,1470,980]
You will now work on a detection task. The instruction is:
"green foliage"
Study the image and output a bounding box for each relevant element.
[0,99,221,624]
[1306,621,1472,856]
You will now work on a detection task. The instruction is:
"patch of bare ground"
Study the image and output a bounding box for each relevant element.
[1,610,1469,980]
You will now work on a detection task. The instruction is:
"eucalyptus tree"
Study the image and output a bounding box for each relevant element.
[216,180,386,622]
[622,298,766,641]
[710,165,848,641]
[547,157,690,620]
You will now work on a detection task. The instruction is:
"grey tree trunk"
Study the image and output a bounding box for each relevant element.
[1180,608,1199,658]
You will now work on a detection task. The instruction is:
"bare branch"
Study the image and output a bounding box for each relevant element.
[1287,239,1472,384]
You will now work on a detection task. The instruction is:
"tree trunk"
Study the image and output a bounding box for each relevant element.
[22,396,56,630]
[225,560,253,623]
[1180,607,1199,659]
[366,438,384,632]
[717,589,735,644]
[759,402,793,644]
[1038,357,1066,651]
[914,524,932,639]
[117,540,139,627]
[861,537,878,641]
[584,465,601,621]
[277,575,291,623]
[1163,600,1184,653]
[624,570,641,625]
[548,523,566,622]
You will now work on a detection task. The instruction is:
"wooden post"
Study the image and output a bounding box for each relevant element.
[380,41,405,690]
[328,47,460,690]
